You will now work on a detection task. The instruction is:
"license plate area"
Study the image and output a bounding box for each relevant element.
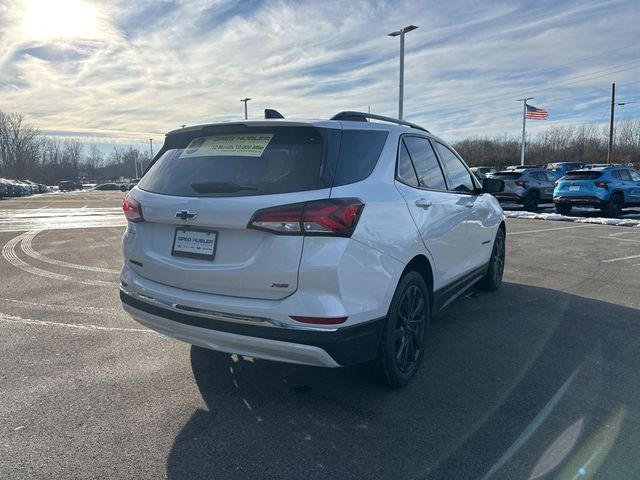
[172,227,217,261]
[569,185,580,191]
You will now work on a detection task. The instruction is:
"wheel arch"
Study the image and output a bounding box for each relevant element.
[611,189,625,201]
[402,255,434,306]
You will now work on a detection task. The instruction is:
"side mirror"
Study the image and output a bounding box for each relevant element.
[482,177,504,193]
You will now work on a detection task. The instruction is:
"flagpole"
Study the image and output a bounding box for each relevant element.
[518,97,533,166]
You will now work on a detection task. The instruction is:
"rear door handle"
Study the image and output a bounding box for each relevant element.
[464,204,474,208]
[415,199,432,209]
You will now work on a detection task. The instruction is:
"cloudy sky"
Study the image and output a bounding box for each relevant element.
[1,0,639,152]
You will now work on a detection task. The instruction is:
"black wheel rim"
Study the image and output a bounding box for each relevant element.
[393,285,426,373]
[493,232,505,283]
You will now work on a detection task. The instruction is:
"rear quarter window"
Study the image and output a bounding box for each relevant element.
[333,130,388,186]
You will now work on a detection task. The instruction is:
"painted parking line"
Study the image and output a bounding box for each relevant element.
[507,225,590,236]
[0,311,154,333]
[602,253,640,263]
[597,236,640,244]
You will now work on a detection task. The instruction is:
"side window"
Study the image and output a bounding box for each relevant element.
[618,170,633,181]
[530,172,542,181]
[629,170,640,182]
[544,172,556,182]
[396,141,419,187]
[403,137,447,190]
[433,142,475,193]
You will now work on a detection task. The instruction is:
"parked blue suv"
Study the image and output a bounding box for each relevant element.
[553,166,640,217]
[546,161,586,178]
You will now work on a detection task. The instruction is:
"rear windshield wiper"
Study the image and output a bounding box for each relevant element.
[190,182,258,193]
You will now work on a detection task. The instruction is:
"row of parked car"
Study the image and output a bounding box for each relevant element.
[58,179,141,192]
[0,177,143,199]
[471,162,640,217]
[0,178,49,198]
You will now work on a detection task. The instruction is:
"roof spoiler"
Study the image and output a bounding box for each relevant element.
[264,109,285,119]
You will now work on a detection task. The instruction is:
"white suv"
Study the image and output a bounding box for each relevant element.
[120,111,506,386]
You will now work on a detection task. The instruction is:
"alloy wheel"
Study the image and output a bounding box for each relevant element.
[393,285,426,373]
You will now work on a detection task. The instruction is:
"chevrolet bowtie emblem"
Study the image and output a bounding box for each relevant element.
[175,210,197,221]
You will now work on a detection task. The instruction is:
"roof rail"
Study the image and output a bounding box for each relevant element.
[330,111,429,133]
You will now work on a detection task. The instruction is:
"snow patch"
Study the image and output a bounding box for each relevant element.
[504,210,640,227]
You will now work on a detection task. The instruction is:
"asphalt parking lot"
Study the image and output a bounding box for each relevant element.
[2,192,640,479]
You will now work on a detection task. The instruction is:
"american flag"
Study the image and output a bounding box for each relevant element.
[526,104,548,120]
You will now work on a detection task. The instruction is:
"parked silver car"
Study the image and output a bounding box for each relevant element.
[490,167,558,210]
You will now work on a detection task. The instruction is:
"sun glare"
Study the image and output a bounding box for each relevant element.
[23,0,98,41]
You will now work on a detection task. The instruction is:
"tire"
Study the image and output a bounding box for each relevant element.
[478,227,505,291]
[376,271,430,388]
[555,203,572,215]
[120,185,127,192]
[604,194,623,218]
[523,190,540,211]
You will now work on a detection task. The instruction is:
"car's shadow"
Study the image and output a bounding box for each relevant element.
[166,282,640,480]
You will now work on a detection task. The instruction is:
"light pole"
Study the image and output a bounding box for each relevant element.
[240,98,252,120]
[388,25,418,120]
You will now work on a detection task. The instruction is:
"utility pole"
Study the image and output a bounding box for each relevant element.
[388,25,418,120]
[607,83,615,164]
[517,97,534,166]
[240,98,252,120]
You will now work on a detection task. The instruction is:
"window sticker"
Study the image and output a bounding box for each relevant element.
[180,134,274,158]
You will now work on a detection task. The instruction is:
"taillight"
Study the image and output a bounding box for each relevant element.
[122,195,144,223]
[595,181,609,190]
[290,315,348,325]
[248,198,364,237]
[553,181,558,187]
[515,180,527,187]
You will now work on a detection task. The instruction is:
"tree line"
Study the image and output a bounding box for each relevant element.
[453,121,640,169]
[2,109,640,185]
[0,111,149,185]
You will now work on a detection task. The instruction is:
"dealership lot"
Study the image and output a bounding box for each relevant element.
[1,192,640,479]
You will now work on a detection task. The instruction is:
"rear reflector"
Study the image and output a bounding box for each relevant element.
[248,198,364,237]
[122,195,144,223]
[595,181,609,189]
[515,180,527,187]
[290,315,348,325]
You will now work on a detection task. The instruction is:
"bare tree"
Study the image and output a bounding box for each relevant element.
[0,111,40,179]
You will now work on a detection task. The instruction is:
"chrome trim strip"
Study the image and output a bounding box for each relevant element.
[120,286,339,332]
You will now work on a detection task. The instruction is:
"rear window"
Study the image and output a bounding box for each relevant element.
[139,127,387,197]
[563,171,603,180]
[492,172,522,179]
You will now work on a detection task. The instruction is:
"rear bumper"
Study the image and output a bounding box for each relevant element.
[120,289,385,367]
[553,195,606,207]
